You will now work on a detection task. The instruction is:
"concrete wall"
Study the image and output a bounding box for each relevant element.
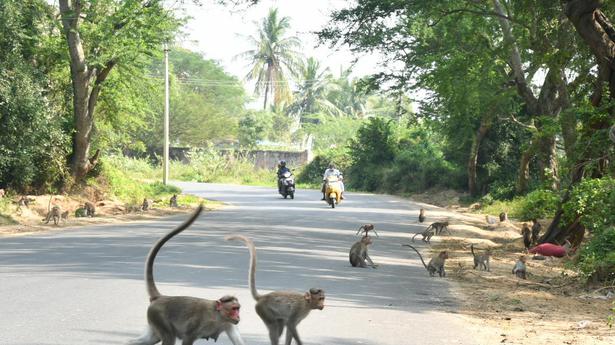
[243,149,312,169]
[153,147,313,169]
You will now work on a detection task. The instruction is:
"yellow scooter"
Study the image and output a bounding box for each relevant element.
[324,176,342,208]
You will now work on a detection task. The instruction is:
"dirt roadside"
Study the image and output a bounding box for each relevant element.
[411,191,615,345]
[0,194,220,237]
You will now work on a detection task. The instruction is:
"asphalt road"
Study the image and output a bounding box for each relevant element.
[0,183,492,344]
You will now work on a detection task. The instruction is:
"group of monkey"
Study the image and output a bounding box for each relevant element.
[128,206,325,345]
[43,199,96,225]
[403,208,533,280]
[125,203,540,345]
[41,194,181,226]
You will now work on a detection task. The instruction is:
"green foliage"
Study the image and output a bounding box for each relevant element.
[170,148,274,185]
[297,147,351,186]
[563,178,615,232]
[576,228,615,281]
[562,178,615,281]
[239,113,268,148]
[101,157,179,205]
[0,1,70,193]
[516,189,560,220]
[295,114,364,151]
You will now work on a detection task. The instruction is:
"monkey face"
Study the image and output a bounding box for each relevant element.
[305,288,325,310]
[217,297,241,324]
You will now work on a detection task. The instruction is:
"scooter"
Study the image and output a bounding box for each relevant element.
[323,176,342,208]
[278,171,295,199]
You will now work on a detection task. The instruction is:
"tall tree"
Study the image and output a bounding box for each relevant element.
[57,0,180,182]
[542,1,615,243]
[239,8,302,110]
[289,57,338,118]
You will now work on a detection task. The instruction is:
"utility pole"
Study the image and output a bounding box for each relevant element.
[163,43,170,185]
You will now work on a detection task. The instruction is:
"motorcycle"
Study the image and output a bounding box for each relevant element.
[323,175,342,208]
[278,171,295,199]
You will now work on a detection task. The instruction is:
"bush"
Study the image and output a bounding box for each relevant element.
[563,178,615,281]
[101,157,179,205]
[516,189,560,220]
[297,147,351,186]
[0,61,70,193]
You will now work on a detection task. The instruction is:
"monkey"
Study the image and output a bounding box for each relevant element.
[499,212,508,222]
[530,218,542,246]
[18,196,30,208]
[512,255,527,279]
[127,205,246,345]
[349,236,378,268]
[226,235,325,345]
[470,244,491,271]
[411,226,435,243]
[609,124,615,143]
[402,244,449,277]
[521,223,532,251]
[431,221,450,235]
[169,194,178,208]
[84,201,96,217]
[356,223,378,238]
[418,208,425,223]
[43,205,62,225]
[142,198,153,211]
[60,210,69,222]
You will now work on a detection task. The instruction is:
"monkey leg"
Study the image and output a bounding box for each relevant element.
[285,323,303,345]
[181,337,196,345]
[265,321,281,345]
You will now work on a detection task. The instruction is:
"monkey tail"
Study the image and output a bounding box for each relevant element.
[471,244,476,258]
[225,234,261,301]
[47,196,53,212]
[145,205,203,301]
[402,244,429,270]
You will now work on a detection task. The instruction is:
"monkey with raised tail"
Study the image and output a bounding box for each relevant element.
[128,206,246,345]
[226,235,325,345]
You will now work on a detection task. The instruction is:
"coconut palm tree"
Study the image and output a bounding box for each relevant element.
[238,8,302,110]
[289,57,339,117]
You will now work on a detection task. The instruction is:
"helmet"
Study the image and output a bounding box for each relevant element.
[280,160,286,166]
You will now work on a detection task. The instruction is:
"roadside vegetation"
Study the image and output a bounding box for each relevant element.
[0,0,614,329]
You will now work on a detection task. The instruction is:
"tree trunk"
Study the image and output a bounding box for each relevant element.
[467,114,493,196]
[542,1,615,243]
[59,0,113,182]
[515,138,538,194]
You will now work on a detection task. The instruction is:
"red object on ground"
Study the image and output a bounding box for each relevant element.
[528,243,567,257]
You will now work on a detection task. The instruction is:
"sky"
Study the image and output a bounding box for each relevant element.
[174,0,383,91]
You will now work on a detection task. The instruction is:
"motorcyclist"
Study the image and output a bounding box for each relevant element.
[277,160,291,193]
[321,163,345,200]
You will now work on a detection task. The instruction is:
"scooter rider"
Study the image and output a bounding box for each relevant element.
[277,160,291,193]
[321,163,345,200]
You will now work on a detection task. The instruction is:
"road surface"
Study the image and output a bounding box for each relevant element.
[0,183,493,344]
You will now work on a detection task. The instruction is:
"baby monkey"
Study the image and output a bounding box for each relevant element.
[512,255,527,279]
